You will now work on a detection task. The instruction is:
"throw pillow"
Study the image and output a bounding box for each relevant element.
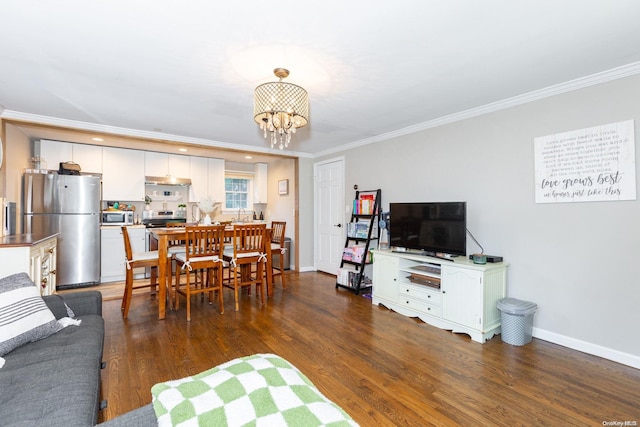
[0,273,63,356]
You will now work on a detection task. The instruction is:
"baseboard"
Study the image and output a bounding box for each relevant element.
[533,327,640,370]
[299,266,316,273]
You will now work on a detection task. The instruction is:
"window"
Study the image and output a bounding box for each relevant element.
[224,172,253,211]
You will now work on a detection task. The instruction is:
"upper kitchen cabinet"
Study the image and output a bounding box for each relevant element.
[39,140,73,170]
[102,147,145,201]
[39,140,102,173]
[72,144,103,174]
[254,163,268,204]
[189,157,224,203]
[145,152,191,178]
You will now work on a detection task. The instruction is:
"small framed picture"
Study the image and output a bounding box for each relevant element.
[278,179,289,195]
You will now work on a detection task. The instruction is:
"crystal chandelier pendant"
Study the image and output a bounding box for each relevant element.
[254,68,309,150]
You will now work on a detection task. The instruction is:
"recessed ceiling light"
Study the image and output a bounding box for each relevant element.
[245,155,253,159]
[92,137,103,142]
[178,148,188,152]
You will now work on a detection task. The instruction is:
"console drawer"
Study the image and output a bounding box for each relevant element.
[400,284,442,305]
[399,296,442,317]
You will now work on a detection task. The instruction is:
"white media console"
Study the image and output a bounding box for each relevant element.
[371,250,508,343]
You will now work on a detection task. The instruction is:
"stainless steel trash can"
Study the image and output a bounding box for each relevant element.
[497,298,537,346]
[272,237,291,270]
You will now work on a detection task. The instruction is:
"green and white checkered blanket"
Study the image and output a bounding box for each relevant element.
[151,353,359,427]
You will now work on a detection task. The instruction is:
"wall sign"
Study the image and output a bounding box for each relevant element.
[534,120,636,203]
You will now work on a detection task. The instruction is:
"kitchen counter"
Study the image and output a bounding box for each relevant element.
[100,224,146,229]
[0,233,60,248]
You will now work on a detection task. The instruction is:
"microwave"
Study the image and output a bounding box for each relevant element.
[102,211,134,225]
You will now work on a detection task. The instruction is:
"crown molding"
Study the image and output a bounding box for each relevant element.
[0,110,314,158]
[314,61,640,158]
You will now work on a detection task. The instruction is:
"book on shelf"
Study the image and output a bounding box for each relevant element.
[347,222,370,239]
[353,196,376,215]
[342,245,371,263]
[337,268,370,288]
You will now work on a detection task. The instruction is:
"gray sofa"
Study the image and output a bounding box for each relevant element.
[0,291,105,427]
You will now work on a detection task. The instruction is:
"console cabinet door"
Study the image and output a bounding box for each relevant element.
[372,253,399,303]
[441,266,483,329]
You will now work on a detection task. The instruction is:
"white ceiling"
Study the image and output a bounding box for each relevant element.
[2,1,640,160]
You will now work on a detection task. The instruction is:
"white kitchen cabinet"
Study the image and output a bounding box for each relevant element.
[208,158,225,202]
[189,157,225,203]
[102,147,145,201]
[189,157,208,202]
[145,152,191,178]
[100,226,145,283]
[253,162,268,204]
[0,234,57,295]
[144,152,169,177]
[40,140,103,174]
[72,144,103,174]
[39,140,73,170]
[371,250,508,343]
[169,154,191,178]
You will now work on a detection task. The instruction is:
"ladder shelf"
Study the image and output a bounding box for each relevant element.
[336,189,381,295]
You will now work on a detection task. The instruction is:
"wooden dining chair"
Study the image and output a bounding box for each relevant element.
[222,223,267,311]
[269,221,287,289]
[174,225,226,321]
[165,222,187,307]
[121,226,163,319]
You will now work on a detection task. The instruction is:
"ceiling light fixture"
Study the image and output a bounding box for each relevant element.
[254,68,309,150]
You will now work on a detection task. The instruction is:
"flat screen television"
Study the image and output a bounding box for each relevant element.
[389,202,466,256]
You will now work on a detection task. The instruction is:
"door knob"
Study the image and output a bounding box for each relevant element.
[334,223,342,228]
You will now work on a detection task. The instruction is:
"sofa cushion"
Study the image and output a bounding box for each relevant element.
[43,294,76,319]
[0,313,104,427]
[0,273,62,356]
[97,404,158,427]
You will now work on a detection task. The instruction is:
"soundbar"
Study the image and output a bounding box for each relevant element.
[468,254,503,263]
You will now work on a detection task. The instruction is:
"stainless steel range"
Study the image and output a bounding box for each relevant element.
[142,212,186,278]
[142,211,186,239]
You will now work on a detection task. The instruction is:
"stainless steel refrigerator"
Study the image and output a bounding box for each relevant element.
[23,172,101,289]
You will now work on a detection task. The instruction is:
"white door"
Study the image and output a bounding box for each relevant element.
[314,158,344,274]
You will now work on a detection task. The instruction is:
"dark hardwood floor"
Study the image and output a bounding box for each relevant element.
[98,271,640,425]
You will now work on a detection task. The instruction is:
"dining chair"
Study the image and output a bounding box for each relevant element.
[121,226,164,319]
[165,222,187,307]
[174,225,226,321]
[269,221,287,289]
[223,223,267,311]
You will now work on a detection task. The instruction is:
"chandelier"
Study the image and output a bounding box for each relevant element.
[254,68,309,150]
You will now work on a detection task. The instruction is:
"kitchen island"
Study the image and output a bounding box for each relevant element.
[0,233,58,295]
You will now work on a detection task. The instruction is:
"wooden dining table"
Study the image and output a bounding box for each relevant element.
[150,225,273,319]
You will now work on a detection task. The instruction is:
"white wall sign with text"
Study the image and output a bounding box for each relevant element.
[534,120,636,203]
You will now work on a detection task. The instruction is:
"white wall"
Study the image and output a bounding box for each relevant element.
[316,74,640,368]
[3,124,31,230]
[297,157,315,271]
[266,158,297,269]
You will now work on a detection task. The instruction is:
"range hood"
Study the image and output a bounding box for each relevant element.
[145,175,192,186]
